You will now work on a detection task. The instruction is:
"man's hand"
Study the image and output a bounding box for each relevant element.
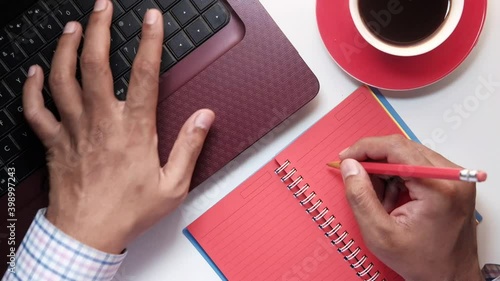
[339,135,482,281]
[22,0,214,254]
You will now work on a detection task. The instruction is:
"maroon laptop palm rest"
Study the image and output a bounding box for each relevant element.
[0,0,319,269]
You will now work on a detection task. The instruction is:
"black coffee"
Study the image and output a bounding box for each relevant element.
[359,0,451,45]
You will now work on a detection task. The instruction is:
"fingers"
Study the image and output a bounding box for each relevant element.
[340,159,395,246]
[126,9,163,117]
[49,21,83,121]
[23,65,61,146]
[162,110,215,189]
[412,142,461,168]
[340,135,433,167]
[80,0,115,108]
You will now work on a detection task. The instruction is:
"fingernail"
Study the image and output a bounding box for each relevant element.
[339,147,350,157]
[144,9,159,25]
[340,159,360,179]
[27,65,37,77]
[194,111,214,130]
[94,0,108,11]
[63,22,77,34]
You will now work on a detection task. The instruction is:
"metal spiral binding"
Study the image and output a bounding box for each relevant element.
[293,183,309,198]
[274,160,380,281]
[319,215,334,229]
[313,207,328,221]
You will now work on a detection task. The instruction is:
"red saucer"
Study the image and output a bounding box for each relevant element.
[316,0,487,91]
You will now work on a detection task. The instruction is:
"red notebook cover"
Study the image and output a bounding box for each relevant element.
[185,86,412,281]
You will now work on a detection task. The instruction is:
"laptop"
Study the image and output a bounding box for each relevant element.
[0,0,319,269]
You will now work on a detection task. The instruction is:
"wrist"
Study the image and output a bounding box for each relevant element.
[46,207,127,254]
[450,263,483,281]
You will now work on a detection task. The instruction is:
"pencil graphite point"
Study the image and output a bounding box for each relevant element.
[327,161,341,169]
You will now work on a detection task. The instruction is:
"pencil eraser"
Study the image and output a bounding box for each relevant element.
[477,171,487,182]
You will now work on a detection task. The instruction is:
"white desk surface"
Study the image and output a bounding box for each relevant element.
[118,0,500,279]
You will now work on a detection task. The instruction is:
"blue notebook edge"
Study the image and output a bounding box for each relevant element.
[369,87,420,143]
[370,87,483,223]
[182,228,228,281]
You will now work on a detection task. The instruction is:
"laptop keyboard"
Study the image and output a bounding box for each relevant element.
[0,0,230,196]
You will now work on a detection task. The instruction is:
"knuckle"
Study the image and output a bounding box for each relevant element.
[439,181,460,201]
[23,107,40,123]
[387,134,409,147]
[49,71,69,88]
[134,59,158,78]
[80,53,108,73]
[183,128,205,152]
[140,29,161,41]
[131,60,159,91]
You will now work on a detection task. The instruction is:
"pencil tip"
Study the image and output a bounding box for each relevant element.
[327,161,341,169]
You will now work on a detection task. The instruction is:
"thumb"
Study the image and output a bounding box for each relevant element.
[341,159,394,240]
[163,109,215,184]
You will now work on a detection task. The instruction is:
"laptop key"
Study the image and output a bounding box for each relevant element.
[171,0,199,27]
[185,17,212,45]
[43,0,65,11]
[203,2,229,31]
[114,78,128,101]
[0,136,20,163]
[0,43,27,69]
[25,2,49,23]
[0,63,7,78]
[4,69,27,96]
[11,125,40,150]
[115,11,141,39]
[121,37,140,63]
[117,0,139,11]
[0,111,15,136]
[37,15,63,42]
[0,169,9,195]
[0,30,9,48]
[41,40,59,65]
[123,70,131,82]
[6,98,25,123]
[22,54,50,76]
[7,148,45,182]
[109,51,130,79]
[191,0,216,11]
[0,83,14,106]
[163,12,180,40]
[55,1,83,25]
[17,29,45,56]
[6,16,32,38]
[156,0,178,11]
[166,31,194,59]
[75,0,95,13]
[112,0,125,21]
[80,14,90,32]
[160,45,176,72]
[110,26,125,52]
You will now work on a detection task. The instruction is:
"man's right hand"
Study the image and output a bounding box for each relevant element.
[338,135,482,281]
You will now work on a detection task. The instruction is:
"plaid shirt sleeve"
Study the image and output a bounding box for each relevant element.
[483,264,500,281]
[1,208,126,281]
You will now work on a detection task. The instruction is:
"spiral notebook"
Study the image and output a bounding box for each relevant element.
[183,86,416,281]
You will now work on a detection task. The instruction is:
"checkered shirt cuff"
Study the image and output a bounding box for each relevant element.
[2,208,126,281]
[483,263,500,281]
